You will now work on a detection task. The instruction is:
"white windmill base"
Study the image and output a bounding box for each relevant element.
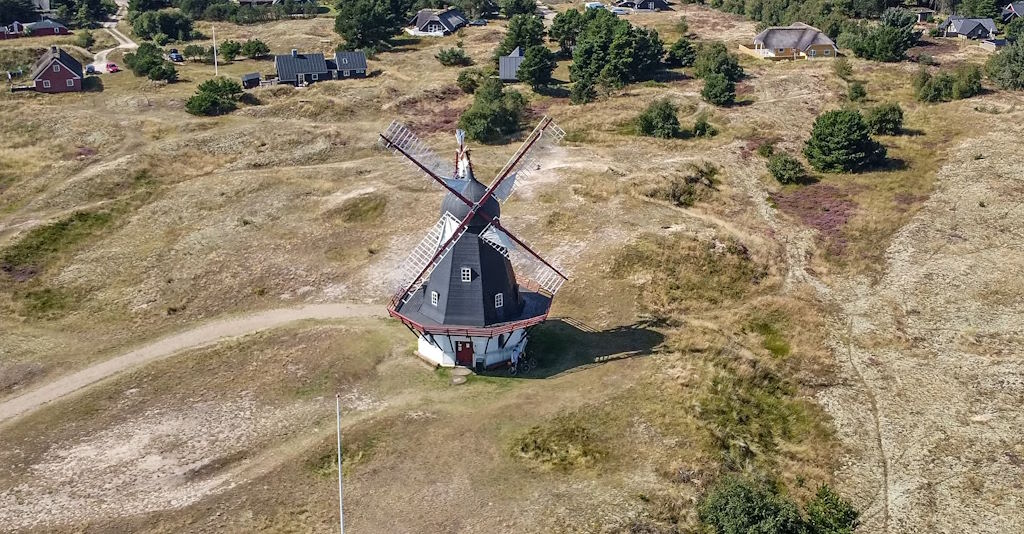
[414,329,529,370]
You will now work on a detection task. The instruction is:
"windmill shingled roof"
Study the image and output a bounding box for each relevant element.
[753,23,836,51]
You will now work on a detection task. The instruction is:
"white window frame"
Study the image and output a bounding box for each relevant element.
[461,267,471,283]
[809,49,816,57]
[343,70,350,77]
[431,291,439,306]
[42,80,51,88]
[341,57,348,64]
[824,49,831,56]
[66,78,74,87]
[494,293,503,308]
[311,73,318,80]
[53,64,59,72]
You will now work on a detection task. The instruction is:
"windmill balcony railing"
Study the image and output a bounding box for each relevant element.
[388,274,554,309]
[388,308,550,337]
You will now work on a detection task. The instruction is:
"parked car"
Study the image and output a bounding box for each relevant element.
[610,6,629,14]
[168,52,183,62]
[584,1,606,9]
[468,18,487,26]
[85,64,96,75]
[106,62,120,73]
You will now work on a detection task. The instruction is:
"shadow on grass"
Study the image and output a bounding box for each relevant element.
[82,75,104,92]
[875,157,909,172]
[534,84,569,98]
[490,318,665,379]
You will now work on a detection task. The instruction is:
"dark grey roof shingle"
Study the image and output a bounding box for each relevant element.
[274,51,328,83]
[30,46,82,79]
[499,48,524,81]
[334,51,367,70]
[410,7,467,33]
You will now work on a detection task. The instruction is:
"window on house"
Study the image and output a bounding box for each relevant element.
[824,50,831,56]
[341,57,348,64]
[461,267,471,282]
[53,64,59,72]
[809,49,816,57]
[311,73,318,80]
[343,70,350,77]
[431,291,439,306]
[66,79,74,87]
[495,293,503,308]
[777,48,785,52]
[42,80,50,88]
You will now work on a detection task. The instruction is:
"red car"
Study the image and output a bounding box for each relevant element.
[106,62,120,73]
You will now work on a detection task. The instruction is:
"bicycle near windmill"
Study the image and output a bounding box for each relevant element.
[378,117,568,373]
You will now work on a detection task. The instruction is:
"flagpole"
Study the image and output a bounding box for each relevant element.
[212,25,218,77]
[336,393,345,534]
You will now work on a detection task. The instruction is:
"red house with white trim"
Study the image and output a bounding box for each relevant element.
[30,46,83,93]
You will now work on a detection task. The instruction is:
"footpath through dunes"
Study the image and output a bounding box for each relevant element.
[0,303,386,426]
[820,120,1024,533]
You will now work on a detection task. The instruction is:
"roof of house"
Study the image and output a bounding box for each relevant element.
[331,50,367,70]
[24,19,67,31]
[241,72,261,81]
[941,16,997,35]
[1003,2,1024,16]
[30,46,82,79]
[274,50,328,81]
[499,48,525,80]
[753,22,836,50]
[410,7,467,33]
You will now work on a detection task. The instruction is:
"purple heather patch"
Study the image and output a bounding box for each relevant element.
[770,183,857,255]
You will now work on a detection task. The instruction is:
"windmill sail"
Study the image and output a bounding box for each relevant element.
[490,116,566,204]
[379,121,455,180]
[480,223,567,296]
[395,212,464,297]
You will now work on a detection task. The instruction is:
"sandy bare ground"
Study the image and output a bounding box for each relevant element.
[0,303,386,427]
[817,123,1024,533]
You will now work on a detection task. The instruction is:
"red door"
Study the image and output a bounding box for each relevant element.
[455,341,473,366]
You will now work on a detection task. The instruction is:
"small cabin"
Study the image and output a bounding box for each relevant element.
[30,46,82,93]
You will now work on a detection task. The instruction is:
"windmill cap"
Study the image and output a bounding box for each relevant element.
[440,178,499,228]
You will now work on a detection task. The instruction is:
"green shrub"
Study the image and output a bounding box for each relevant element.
[240,38,270,59]
[636,99,683,139]
[456,67,486,93]
[549,8,584,55]
[499,0,535,17]
[767,153,805,184]
[832,56,851,80]
[692,112,717,138]
[185,77,244,116]
[123,42,178,82]
[516,45,556,88]
[1,211,113,273]
[847,81,866,102]
[569,9,664,89]
[219,39,241,62]
[666,37,696,67]
[697,476,805,534]
[702,72,736,106]
[986,41,1024,90]
[694,41,743,81]
[806,484,860,534]
[73,30,95,49]
[756,143,775,158]
[457,78,526,143]
[436,46,472,66]
[803,109,885,173]
[952,63,983,99]
[915,64,983,102]
[131,8,193,41]
[333,0,401,51]
[511,414,604,469]
[496,13,546,58]
[838,9,917,63]
[569,78,596,104]
[865,102,903,135]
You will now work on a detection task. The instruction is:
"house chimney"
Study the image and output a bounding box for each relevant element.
[50,45,58,53]
[291,49,298,57]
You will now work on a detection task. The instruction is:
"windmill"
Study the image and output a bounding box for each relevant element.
[379,116,567,370]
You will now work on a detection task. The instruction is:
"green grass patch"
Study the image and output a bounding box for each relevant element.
[511,411,605,470]
[748,317,791,358]
[332,193,387,223]
[20,287,75,318]
[1,210,114,275]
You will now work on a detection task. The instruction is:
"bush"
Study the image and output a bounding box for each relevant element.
[804,109,885,173]
[832,56,851,80]
[569,78,596,104]
[498,0,535,17]
[549,8,584,55]
[132,8,193,41]
[240,38,270,59]
[496,13,545,58]
[694,41,743,81]
[697,476,805,534]
[702,72,736,106]
[517,45,556,88]
[767,152,805,184]
[186,77,244,116]
[457,78,526,143]
[124,42,178,81]
[675,15,688,36]
[569,9,664,89]
[806,484,860,534]
[73,30,95,49]
[865,102,903,135]
[692,112,717,138]
[756,143,774,158]
[334,0,401,51]
[666,37,696,68]
[987,41,1024,90]
[952,63,983,99]
[916,64,983,102]
[436,46,472,66]
[456,67,486,93]
[219,39,241,62]
[635,99,683,139]
[838,10,918,63]
[847,81,866,102]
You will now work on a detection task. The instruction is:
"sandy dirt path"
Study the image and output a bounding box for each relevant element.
[0,303,386,426]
